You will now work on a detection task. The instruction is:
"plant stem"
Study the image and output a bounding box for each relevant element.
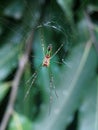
[0,32,33,130]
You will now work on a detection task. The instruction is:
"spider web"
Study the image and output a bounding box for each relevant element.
[0,0,75,107]
[0,0,87,115]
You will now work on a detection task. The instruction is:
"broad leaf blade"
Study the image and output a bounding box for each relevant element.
[33,42,97,130]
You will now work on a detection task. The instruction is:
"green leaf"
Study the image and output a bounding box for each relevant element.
[33,41,97,130]
[3,0,25,20]
[78,77,98,130]
[8,111,32,130]
[0,1,98,130]
[87,4,98,13]
[77,18,90,42]
[0,44,19,81]
[57,0,73,20]
[0,82,11,102]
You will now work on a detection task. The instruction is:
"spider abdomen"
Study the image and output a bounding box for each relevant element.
[42,55,50,67]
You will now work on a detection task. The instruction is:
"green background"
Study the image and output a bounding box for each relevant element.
[0,0,98,130]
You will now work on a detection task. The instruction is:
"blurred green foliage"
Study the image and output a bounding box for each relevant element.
[0,0,98,130]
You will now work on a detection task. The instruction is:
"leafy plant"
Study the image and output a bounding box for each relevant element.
[0,0,98,130]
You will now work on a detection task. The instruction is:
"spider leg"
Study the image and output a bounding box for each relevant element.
[51,60,71,68]
[39,27,46,57]
[48,66,53,114]
[50,43,64,59]
[50,72,58,98]
[48,65,58,114]
[24,64,42,101]
[49,65,58,97]
[24,72,38,101]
